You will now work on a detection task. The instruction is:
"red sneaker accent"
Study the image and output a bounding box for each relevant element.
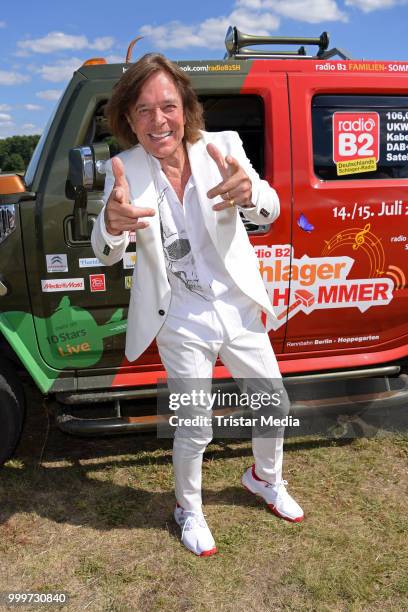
[251,464,267,483]
[199,547,217,557]
[174,504,217,556]
[244,467,305,523]
[267,504,304,523]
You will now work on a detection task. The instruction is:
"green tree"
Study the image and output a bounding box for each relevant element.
[3,153,25,173]
[0,135,41,173]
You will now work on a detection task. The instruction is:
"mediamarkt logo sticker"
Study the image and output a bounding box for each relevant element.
[41,278,85,292]
[256,245,394,329]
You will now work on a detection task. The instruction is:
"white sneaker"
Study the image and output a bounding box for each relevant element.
[242,465,304,523]
[174,504,217,557]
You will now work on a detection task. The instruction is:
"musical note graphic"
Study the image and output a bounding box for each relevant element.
[321,224,385,279]
[352,223,370,250]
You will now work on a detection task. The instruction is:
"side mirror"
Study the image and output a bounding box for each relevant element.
[67,143,110,241]
[68,142,110,191]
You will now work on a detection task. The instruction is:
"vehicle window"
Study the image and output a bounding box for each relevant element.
[85,94,267,234]
[24,101,60,189]
[312,95,408,180]
[84,101,121,158]
[201,95,265,177]
[86,95,265,177]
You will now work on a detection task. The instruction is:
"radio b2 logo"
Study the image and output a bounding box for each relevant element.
[333,112,380,162]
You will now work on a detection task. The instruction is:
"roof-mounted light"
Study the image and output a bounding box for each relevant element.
[81,58,107,66]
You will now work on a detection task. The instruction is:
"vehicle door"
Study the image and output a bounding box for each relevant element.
[188,61,292,358]
[285,68,408,364]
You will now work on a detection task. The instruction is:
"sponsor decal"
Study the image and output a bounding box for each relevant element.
[41,278,84,292]
[256,241,394,331]
[286,334,380,348]
[179,63,241,73]
[90,273,106,292]
[315,61,408,73]
[333,201,408,221]
[79,257,106,268]
[384,110,408,162]
[125,275,133,289]
[1,297,127,380]
[123,252,136,269]
[55,341,91,357]
[333,112,379,175]
[297,212,314,232]
[46,328,86,344]
[46,327,90,356]
[46,254,68,273]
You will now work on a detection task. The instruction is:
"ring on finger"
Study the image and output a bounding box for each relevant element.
[229,198,235,207]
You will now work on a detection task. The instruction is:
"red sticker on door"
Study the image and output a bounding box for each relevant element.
[333,112,380,175]
[90,273,106,292]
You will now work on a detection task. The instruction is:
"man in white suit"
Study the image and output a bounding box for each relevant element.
[92,53,303,557]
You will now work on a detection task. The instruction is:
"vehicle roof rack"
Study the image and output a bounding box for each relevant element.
[224,26,351,60]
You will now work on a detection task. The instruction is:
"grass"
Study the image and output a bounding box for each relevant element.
[0,384,407,611]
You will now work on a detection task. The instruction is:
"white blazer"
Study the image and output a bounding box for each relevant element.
[91,130,280,362]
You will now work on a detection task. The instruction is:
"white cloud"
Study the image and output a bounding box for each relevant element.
[0,113,12,121]
[0,122,15,139]
[345,0,403,11]
[229,8,280,32]
[270,0,348,23]
[0,21,6,28]
[0,120,43,139]
[139,0,348,49]
[236,0,264,7]
[36,89,62,101]
[0,70,30,85]
[140,9,280,50]
[33,57,84,82]
[23,104,43,111]
[17,32,114,54]
[0,104,12,111]
[18,123,43,136]
[89,37,115,51]
[105,54,126,64]
[140,23,202,49]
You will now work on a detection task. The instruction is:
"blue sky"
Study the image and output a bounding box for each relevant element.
[1,0,408,138]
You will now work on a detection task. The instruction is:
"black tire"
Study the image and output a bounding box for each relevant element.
[0,358,25,465]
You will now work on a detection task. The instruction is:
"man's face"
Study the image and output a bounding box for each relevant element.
[126,71,185,161]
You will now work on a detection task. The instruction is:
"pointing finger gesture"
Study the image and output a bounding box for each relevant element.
[206,143,252,210]
[111,156,130,207]
[105,157,155,235]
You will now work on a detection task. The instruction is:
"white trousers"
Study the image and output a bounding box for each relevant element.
[156,312,287,512]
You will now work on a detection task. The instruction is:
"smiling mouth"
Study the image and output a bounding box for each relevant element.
[149,131,172,141]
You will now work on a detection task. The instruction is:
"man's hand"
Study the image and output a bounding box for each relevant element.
[206,143,253,211]
[104,157,155,236]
